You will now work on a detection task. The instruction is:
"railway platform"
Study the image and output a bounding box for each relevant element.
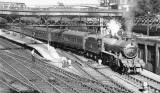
[0,29,82,76]
[135,34,160,75]
[140,70,160,83]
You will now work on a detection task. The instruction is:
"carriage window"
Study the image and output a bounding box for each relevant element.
[77,38,82,44]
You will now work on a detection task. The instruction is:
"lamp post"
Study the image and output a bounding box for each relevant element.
[147,12,150,36]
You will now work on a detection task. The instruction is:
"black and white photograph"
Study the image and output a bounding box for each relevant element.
[0,0,160,93]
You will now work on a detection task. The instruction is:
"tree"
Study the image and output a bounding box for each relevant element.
[150,0,160,14]
[136,0,152,16]
[136,0,160,16]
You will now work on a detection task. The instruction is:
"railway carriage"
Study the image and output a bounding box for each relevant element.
[51,30,89,52]
[34,27,48,40]
[62,30,89,50]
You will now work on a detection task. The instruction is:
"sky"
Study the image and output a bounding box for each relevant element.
[0,0,99,6]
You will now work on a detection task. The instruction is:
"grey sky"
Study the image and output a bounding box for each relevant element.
[0,0,99,6]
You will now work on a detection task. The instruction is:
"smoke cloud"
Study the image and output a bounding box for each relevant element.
[123,0,139,33]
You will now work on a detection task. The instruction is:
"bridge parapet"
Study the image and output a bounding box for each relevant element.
[0,2,123,17]
[0,8,123,17]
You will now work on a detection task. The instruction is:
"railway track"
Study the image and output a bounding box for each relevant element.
[56,49,100,80]
[99,66,160,93]
[66,50,160,93]
[0,52,63,93]
[0,36,135,93]
[0,37,109,93]
[0,37,32,58]
[122,74,160,93]
[1,37,110,93]
[0,39,79,93]
[0,80,17,93]
[0,54,41,92]
[2,34,160,93]
[0,37,114,93]
[0,67,36,93]
[58,50,136,93]
[1,50,118,93]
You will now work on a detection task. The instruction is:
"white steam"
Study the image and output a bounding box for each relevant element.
[123,0,139,33]
[107,19,121,36]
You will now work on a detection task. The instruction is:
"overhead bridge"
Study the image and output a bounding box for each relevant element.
[0,8,123,17]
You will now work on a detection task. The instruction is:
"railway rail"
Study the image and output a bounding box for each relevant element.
[122,74,160,93]
[0,37,65,93]
[56,49,100,80]
[1,31,160,93]
[0,67,37,93]
[98,66,160,93]
[0,79,19,93]
[0,37,32,58]
[1,50,117,93]
[0,37,119,93]
[0,53,41,92]
[58,49,136,93]
[0,34,138,93]
[67,50,160,93]
[0,52,63,93]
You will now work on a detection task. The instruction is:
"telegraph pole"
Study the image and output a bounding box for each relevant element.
[46,17,51,50]
[147,12,150,36]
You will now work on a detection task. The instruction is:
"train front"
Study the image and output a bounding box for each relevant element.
[120,34,145,73]
[101,19,145,73]
[102,32,145,73]
[103,31,145,73]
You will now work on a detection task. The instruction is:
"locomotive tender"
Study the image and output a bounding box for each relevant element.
[10,26,145,74]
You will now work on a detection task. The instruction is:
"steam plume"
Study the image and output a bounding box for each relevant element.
[123,0,139,33]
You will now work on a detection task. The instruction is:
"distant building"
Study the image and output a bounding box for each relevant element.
[0,1,26,9]
[99,0,119,9]
[100,0,134,11]
[118,0,134,12]
[100,0,110,7]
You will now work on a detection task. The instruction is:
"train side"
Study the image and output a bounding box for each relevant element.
[85,35,101,54]
[51,30,89,50]
[9,26,145,74]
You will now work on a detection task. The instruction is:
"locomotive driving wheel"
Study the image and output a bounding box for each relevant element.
[113,59,120,72]
[109,55,115,69]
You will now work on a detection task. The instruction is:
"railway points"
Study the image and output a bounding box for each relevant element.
[0,53,62,93]
[0,80,18,93]
[56,49,99,79]
[0,68,36,93]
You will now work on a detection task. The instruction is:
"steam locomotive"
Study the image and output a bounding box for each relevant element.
[10,26,145,74]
